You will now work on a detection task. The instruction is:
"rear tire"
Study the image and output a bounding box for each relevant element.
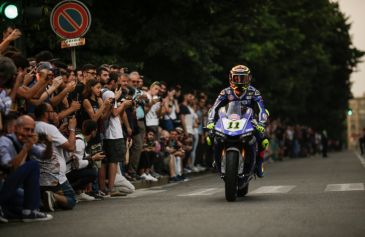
[225,151,239,202]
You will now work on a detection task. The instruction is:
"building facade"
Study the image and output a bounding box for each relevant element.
[347,95,365,149]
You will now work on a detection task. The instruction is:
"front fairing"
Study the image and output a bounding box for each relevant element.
[214,101,255,137]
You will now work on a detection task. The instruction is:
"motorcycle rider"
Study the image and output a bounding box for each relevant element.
[206,65,269,178]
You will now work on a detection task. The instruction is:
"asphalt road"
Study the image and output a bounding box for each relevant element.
[1,151,365,237]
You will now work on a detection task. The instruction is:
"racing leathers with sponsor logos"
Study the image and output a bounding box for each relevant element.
[207,85,268,178]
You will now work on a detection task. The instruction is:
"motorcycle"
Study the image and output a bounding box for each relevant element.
[211,101,259,202]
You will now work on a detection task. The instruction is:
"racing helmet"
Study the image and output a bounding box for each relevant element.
[229,65,252,91]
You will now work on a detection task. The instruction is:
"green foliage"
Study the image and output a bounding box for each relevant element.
[18,0,364,139]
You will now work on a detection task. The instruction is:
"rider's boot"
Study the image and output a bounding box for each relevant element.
[213,143,223,176]
[255,151,265,178]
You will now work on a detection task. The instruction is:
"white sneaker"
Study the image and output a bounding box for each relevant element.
[140,173,148,180]
[183,168,192,174]
[196,164,206,172]
[22,210,53,222]
[77,192,96,201]
[0,206,8,223]
[146,173,158,182]
[191,166,200,172]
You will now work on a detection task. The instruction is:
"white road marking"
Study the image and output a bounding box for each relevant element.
[354,152,365,168]
[250,185,296,194]
[178,188,223,196]
[325,183,364,192]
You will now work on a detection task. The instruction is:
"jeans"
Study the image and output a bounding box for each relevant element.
[0,160,40,211]
[41,180,76,210]
[58,181,76,209]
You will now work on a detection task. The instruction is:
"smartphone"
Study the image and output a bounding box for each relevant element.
[117,84,122,91]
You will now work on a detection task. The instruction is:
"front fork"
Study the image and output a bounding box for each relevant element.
[214,141,257,177]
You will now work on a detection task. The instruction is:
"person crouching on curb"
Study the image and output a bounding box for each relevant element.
[0,115,53,222]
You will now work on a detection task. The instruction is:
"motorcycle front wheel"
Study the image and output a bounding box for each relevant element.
[225,150,239,202]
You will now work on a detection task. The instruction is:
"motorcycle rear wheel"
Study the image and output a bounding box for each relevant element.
[225,151,238,202]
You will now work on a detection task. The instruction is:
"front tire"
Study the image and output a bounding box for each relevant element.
[225,151,239,202]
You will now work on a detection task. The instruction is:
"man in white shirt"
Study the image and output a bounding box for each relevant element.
[100,82,132,196]
[34,103,77,210]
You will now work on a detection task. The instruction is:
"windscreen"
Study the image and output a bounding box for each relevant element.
[225,101,246,118]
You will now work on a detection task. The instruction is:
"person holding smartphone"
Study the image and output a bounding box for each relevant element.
[66,120,106,201]
[34,103,78,210]
[99,72,133,196]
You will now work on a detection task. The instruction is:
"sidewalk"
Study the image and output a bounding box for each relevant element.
[131,169,215,189]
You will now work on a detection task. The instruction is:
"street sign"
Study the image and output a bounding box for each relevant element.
[61,37,85,48]
[50,0,91,39]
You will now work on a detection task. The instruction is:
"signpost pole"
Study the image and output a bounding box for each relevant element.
[71,47,77,69]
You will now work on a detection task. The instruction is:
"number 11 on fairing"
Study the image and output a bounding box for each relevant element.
[227,121,240,129]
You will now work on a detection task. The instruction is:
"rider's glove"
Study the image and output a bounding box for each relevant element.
[206,122,215,130]
[255,123,265,133]
[261,138,270,149]
[206,136,213,146]
[206,122,215,146]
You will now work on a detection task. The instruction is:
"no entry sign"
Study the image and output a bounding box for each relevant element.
[50,0,91,39]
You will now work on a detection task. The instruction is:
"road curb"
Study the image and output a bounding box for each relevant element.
[131,169,215,189]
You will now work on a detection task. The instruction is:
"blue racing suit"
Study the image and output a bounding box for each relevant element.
[208,85,267,125]
[208,85,268,177]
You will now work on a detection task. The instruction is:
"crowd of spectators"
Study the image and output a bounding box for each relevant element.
[0,26,336,224]
[265,119,341,161]
[0,26,213,223]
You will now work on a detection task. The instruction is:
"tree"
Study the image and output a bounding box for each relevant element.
[18,0,364,139]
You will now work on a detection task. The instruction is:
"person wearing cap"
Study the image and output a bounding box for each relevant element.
[99,78,133,196]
